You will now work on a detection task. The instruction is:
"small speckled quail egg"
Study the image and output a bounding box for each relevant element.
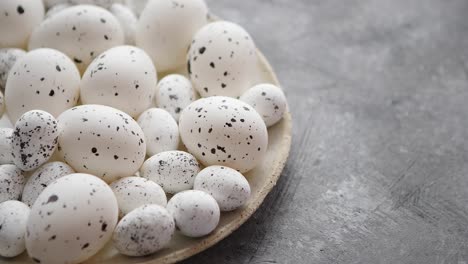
[81,46,156,118]
[0,200,30,257]
[44,3,72,19]
[194,165,251,211]
[0,0,45,48]
[0,48,26,91]
[137,108,179,156]
[5,48,80,123]
[110,4,137,45]
[110,176,167,218]
[188,21,257,98]
[0,164,25,203]
[70,0,125,8]
[125,0,147,16]
[155,74,198,121]
[136,0,208,72]
[166,190,220,237]
[113,204,175,256]
[179,96,268,173]
[28,5,125,72]
[11,110,58,171]
[57,105,146,183]
[0,128,13,165]
[25,173,119,264]
[22,161,75,207]
[140,151,200,194]
[240,83,287,127]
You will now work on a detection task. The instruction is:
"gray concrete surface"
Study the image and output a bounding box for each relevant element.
[185,1,468,263]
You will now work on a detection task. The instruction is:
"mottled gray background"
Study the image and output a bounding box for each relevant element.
[186,1,468,263]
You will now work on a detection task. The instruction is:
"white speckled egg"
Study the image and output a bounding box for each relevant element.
[28,5,124,72]
[136,0,208,72]
[166,190,219,237]
[5,48,80,123]
[0,48,26,91]
[155,74,198,121]
[57,105,146,183]
[0,0,45,48]
[0,164,24,203]
[140,151,199,194]
[44,3,72,19]
[188,21,257,98]
[25,173,118,264]
[0,200,30,257]
[81,46,156,118]
[137,108,179,156]
[113,204,174,256]
[70,0,125,8]
[179,96,267,173]
[11,110,58,171]
[22,161,75,207]
[110,176,166,218]
[240,83,287,127]
[110,4,137,45]
[0,128,13,165]
[194,165,250,211]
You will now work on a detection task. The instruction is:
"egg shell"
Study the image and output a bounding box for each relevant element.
[166,190,220,237]
[140,151,200,194]
[240,83,287,127]
[25,173,118,264]
[137,108,179,156]
[109,4,137,45]
[110,176,167,218]
[28,5,125,72]
[0,164,25,203]
[187,21,257,98]
[45,3,72,19]
[0,0,45,48]
[57,104,146,183]
[81,46,156,118]
[155,74,198,121]
[0,128,14,165]
[5,48,80,123]
[179,96,268,173]
[113,204,175,256]
[22,161,75,207]
[136,0,208,72]
[0,90,4,117]
[0,201,30,257]
[70,0,125,8]
[0,48,26,91]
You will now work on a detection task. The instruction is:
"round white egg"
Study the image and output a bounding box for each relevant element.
[188,21,257,98]
[166,190,220,237]
[113,204,175,256]
[22,161,75,207]
[25,173,118,264]
[5,48,80,123]
[0,128,13,165]
[179,96,268,173]
[81,46,156,118]
[110,176,167,217]
[57,105,146,183]
[140,151,200,194]
[110,4,137,45]
[136,0,208,72]
[0,201,30,257]
[0,48,26,91]
[137,108,179,156]
[0,0,45,48]
[0,164,24,203]
[28,5,124,72]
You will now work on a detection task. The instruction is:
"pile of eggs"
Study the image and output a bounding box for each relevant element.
[0,0,288,263]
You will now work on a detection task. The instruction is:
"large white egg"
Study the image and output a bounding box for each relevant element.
[137,108,179,156]
[0,48,26,91]
[0,201,30,257]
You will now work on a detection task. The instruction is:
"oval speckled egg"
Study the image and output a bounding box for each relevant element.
[0,0,45,48]
[57,105,146,183]
[194,165,251,211]
[81,46,156,118]
[110,4,137,45]
[113,204,175,256]
[5,48,80,123]
[25,173,118,264]
[136,0,208,72]
[179,96,268,173]
[0,200,30,257]
[240,83,287,127]
[187,21,257,98]
[28,5,124,72]
[110,176,167,218]
[11,110,58,171]
[0,164,25,203]
[22,161,75,207]
[0,48,26,91]
[137,108,179,156]
[166,190,220,237]
[155,74,198,121]
[0,128,13,165]
[140,151,200,194]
